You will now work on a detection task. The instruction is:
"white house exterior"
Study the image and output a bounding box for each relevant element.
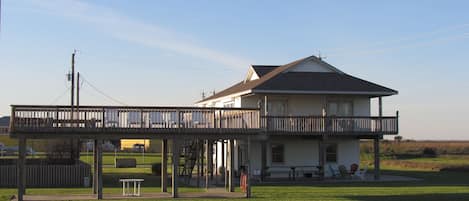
[196,55,398,180]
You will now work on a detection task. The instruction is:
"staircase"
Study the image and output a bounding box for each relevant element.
[179,140,200,183]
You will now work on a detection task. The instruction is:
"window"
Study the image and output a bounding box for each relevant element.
[327,101,353,116]
[267,100,287,115]
[271,144,284,163]
[224,101,235,108]
[325,144,338,163]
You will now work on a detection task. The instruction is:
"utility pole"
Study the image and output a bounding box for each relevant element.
[77,72,80,109]
[71,50,76,117]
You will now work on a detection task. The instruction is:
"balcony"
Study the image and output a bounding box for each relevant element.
[262,115,398,135]
[9,105,398,138]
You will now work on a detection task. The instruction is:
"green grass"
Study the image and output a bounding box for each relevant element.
[1,148,469,200]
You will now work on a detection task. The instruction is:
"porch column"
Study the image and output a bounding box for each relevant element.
[246,137,252,198]
[228,139,235,192]
[172,139,180,198]
[96,139,103,200]
[196,140,201,187]
[161,139,168,192]
[93,140,98,194]
[209,140,213,180]
[17,136,26,201]
[215,140,218,185]
[260,140,267,181]
[374,97,383,180]
[222,140,227,188]
[205,140,210,190]
[318,137,325,180]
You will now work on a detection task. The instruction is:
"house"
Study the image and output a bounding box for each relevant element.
[196,55,398,179]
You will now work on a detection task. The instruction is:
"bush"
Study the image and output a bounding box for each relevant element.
[422,147,437,157]
[151,163,162,176]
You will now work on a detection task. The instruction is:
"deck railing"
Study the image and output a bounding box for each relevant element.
[262,115,398,134]
[10,105,398,135]
[10,105,260,134]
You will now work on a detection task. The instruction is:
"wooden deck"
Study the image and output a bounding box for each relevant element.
[9,105,398,138]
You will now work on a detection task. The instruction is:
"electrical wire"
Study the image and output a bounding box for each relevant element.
[80,75,128,106]
[50,86,71,105]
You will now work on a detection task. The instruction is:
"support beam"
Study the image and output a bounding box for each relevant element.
[246,137,252,198]
[172,139,180,198]
[161,139,168,192]
[260,141,267,181]
[196,140,201,188]
[205,140,209,190]
[17,137,26,201]
[375,96,383,180]
[96,140,103,200]
[318,137,325,180]
[228,139,234,192]
[209,140,213,180]
[93,140,98,194]
[221,140,225,186]
[215,140,218,185]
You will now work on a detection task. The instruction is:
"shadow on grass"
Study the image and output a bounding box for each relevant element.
[345,193,469,201]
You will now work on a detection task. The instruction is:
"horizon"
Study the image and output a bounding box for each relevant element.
[1,0,469,140]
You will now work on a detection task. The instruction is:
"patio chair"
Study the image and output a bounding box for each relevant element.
[328,164,340,178]
[338,165,352,179]
[353,165,368,180]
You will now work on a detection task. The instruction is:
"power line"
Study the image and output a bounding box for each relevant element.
[50,86,71,105]
[80,75,128,106]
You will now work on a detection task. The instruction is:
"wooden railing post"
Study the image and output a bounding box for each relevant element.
[396,110,399,133]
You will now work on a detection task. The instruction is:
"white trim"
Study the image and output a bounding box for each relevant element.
[196,90,252,106]
[252,89,397,96]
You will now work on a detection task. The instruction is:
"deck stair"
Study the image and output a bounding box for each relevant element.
[179,140,200,183]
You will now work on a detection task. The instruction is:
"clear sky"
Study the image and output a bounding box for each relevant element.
[1,0,469,140]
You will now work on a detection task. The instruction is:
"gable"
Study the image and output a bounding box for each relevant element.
[286,59,335,73]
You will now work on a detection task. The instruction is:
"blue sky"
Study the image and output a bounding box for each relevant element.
[1,0,469,140]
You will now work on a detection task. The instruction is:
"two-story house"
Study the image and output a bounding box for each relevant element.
[196,55,398,180]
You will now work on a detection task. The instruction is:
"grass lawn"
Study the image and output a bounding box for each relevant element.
[1,166,469,201]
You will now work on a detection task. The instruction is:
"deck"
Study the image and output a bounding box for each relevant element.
[9,105,398,138]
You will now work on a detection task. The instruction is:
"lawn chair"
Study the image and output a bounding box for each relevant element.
[328,164,340,178]
[353,165,368,180]
[338,165,352,179]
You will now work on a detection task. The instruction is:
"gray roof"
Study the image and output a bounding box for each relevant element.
[198,55,397,103]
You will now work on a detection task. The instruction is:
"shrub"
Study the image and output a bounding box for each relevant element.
[151,163,162,176]
[422,147,437,157]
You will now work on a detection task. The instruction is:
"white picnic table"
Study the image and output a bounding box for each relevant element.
[119,178,144,196]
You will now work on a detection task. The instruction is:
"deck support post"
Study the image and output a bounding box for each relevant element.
[222,140,226,188]
[228,139,235,192]
[260,140,267,181]
[17,136,26,201]
[209,140,213,180]
[215,140,218,185]
[172,139,180,198]
[161,139,168,192]
[196,140,201,187]
[205,140,210,190]
[374,96,383,180]
[318,136,325,180]
[93,140,98,194]
[96,139,103,200]
[246,137,252,198]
